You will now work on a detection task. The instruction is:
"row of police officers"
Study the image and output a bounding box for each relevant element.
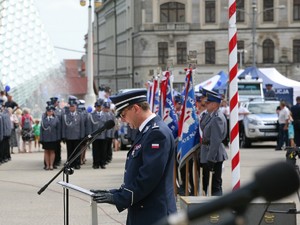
[39,96,115,170]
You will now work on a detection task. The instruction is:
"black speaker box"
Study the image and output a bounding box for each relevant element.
[179,196,296,225]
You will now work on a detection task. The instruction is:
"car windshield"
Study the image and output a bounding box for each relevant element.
[248,102,278,114]
[238,83,261,96]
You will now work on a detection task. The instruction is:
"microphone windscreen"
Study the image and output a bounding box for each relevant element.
[255,161,299,202]
[104,120,115,130]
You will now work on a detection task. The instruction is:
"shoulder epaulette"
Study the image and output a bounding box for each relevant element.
[152,123,159,130]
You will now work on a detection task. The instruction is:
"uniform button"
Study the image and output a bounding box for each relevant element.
[140,205,144,208]
[127,157,129,160]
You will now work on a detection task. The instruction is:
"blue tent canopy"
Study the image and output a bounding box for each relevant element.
[238,66,263,80]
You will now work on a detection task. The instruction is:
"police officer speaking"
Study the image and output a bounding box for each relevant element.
[91,89,177,225]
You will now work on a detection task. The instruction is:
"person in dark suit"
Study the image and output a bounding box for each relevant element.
[200,93,228,196]
[291,96,300,146]
[91,89,177,225]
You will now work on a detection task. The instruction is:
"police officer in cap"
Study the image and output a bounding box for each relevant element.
[40,105,61,170]
[62,96,85,169]
[86,98,107,169]
[77,99,89,165]
[0,102,4,163]
[200,93,228,196]
[265,83,276,99]
[174,94,183,120]
[50,97,63,167]
[102,101,116,164]
[91,89,177,225]
[0,103,11,162]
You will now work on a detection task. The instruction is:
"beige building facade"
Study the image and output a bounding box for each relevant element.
[93,0,300,92]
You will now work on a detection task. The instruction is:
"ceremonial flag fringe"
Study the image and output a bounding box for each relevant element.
[177,69,200,168]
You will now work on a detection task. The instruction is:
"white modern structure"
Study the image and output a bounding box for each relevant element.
[0,0,63,107]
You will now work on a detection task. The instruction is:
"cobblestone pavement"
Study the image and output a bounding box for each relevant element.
[0,143,298,224]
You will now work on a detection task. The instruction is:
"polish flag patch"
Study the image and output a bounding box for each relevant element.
[151,143,160,149]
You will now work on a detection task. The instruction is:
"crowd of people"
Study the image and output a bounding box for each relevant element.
[0,91,119,171]
[0,94,22,165]
[2,84,300,225]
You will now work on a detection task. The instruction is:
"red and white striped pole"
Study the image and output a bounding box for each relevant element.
[228,0,240,190]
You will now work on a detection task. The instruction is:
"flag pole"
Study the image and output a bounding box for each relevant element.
[228,0,240,190]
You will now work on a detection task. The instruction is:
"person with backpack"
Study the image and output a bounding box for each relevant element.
[21,108,34,153]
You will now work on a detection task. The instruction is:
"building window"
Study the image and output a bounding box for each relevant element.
[205,41,215,64]
[294,0,300,21]
[205,0,216,23]
[293,40,300,63]
[262,39,274,63]
[263,0,274,22]
[236,0,245,22]
[158,42,168,65]
[237,41,245,65]
[177,42,187,64]
[160,2,185,22]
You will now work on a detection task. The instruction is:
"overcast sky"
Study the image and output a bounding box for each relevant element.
[35,0,90,62]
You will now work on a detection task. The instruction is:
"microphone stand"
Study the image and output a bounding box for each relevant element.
[37,132,105,225]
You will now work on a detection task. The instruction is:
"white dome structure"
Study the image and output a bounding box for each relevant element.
[0,0,63,107]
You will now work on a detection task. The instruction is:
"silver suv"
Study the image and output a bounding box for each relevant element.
[240,100,279,148]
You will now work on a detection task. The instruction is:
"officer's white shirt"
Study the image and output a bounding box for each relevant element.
[139,114,156,132]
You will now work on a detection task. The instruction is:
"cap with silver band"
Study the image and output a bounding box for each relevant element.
[110,89,147,116]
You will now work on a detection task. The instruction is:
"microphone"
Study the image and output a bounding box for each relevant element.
[87,120,115,139]
[155,161,300,225]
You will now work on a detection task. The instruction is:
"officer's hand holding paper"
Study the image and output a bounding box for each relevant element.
[93,192,115,204]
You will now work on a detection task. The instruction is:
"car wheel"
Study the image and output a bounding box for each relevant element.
[240,132,251,148]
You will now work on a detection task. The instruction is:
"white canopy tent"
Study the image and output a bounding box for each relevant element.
[259,68,300,104]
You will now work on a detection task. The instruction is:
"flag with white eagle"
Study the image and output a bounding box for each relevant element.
[177,69,200,167]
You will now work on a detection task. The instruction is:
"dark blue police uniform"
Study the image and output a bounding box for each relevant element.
[110,116,176,225]
[93,90,177,225]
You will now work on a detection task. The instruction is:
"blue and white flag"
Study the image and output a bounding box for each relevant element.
[177,69,200,167]
[160,71,178,139]
[148,76,160,114]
